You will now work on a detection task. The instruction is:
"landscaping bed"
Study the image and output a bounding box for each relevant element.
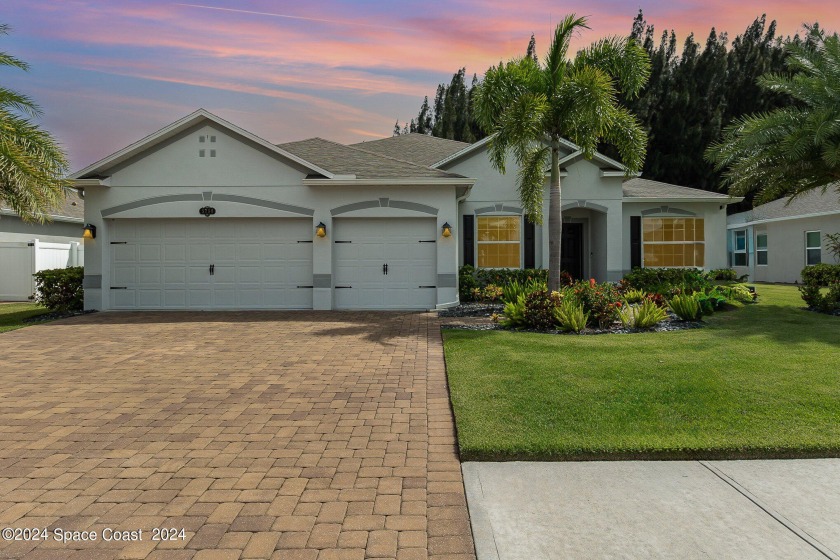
[443,284,840,461]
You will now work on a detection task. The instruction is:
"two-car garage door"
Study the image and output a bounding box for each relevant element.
[110,218,313,309]
[108,217,438,310]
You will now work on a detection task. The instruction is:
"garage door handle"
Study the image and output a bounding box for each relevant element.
[419,285,436,289]
[209,264,214,275]
[335,286,352,289]
[383,263,388,275]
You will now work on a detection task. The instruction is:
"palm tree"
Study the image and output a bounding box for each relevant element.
[706,25,840,204]
[474,15,650,291]
[1,24,69,222]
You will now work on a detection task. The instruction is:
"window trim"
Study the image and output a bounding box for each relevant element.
[476,214,523,269]
[641,217,706,269]
[805,230,822,266]
[756,233,768,266]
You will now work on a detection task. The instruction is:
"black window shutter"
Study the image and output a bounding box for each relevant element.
[463,215,475,267]
[630,216,642,269]
[524,216,536,269]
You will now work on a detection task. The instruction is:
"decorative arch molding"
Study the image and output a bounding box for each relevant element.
[474,204,523,215]
[561,200,609,214]
[640,205,696,217]
[100,193,315,217]
[330,198,438,216]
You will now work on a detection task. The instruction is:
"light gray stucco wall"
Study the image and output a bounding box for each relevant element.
[730,214,840,283]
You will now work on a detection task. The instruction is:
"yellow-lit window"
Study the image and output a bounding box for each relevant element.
[477,216,521,268]
[642,218,705,267]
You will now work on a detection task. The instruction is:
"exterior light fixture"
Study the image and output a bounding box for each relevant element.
[315,222,327,238]
[441,222,452,238]
[82,224,96,239]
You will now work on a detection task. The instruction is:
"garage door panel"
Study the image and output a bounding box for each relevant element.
[334,218,437,309]
[163,267,187,285]
[110,218,312,309]
[137,244,162,262]
[164,289,186,308]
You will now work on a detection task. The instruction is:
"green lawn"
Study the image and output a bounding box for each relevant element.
[443,285,840,460]
[0,303,51,333]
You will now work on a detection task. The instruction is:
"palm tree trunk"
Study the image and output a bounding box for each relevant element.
[548,144,562,291]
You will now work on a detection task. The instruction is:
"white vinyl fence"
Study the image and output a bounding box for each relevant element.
[0,239,84,301]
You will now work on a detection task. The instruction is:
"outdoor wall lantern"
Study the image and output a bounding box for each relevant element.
[315,222,327,238]
[82,224,96,239]
[441,222,452,238]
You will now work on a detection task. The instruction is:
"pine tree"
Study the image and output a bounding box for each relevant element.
[416,96,432,134]
[409,118,417,133]
[393,120,401,136]
[526,34,538,62]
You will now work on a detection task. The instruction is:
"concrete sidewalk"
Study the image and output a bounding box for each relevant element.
[464,460,840,559]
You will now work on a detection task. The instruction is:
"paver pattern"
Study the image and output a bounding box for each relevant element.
[0,311,475,560]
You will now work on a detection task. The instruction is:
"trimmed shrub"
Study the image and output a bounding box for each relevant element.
[799,264,840,312]
[471,284,503,302]
[554,299,589,333]
[705,268,740,281]
[459,265,479,301]
[622,288,648,304]
[572,280,623,328]
[669,294,702,321]
[32,267,84,312]
[523,290,564,330]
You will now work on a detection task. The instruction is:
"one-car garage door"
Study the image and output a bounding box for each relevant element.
[333,218,437,309]
[109,218,313,309]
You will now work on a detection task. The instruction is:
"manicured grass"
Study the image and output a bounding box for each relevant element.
[0,303,51,333]
[443,285,840,460]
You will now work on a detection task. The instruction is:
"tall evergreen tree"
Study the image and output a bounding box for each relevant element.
[393,120,401,136]
[526,34,538,62]
[416,96,432,134]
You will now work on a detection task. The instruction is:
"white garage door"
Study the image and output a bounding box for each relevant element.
[110,218,313,309]
[333,218,437,309]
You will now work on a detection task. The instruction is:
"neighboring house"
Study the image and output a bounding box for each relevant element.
[0,191,85,301]
[71,109,739,311]
[727,188,840,283]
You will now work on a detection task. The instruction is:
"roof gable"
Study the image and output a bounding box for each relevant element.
[70,109,333,180]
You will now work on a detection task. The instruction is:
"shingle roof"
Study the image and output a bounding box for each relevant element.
[276,137,465,180]
[1,190,84,222]
[728,185,840,225]
[622,178,732,200]
[349,134,470,167]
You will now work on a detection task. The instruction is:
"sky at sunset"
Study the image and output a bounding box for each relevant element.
[2,0,838,170]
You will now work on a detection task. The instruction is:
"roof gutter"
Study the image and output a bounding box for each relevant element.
[727,208,840,229]
[623,196,743,204]
[303,177,476,187]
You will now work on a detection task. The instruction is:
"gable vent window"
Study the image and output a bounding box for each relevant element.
[210,150,216,158]
[199,136,205,143]
[199,149,206,157]
[210,136,216,142]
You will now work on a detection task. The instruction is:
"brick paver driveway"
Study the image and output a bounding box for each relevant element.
[0,311,475,560]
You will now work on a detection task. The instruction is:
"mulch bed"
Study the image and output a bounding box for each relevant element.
[438,302,704,335]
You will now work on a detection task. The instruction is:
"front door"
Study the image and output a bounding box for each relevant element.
[561,222,584,280]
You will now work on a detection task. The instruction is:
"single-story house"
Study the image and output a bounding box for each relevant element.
[0,191,85,301]
[727,188,840,283]
[71,109,740,311]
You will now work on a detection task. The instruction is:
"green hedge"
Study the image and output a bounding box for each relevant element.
[799,264,840,312]
[622,267,711,295]
[32,267,84,312]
